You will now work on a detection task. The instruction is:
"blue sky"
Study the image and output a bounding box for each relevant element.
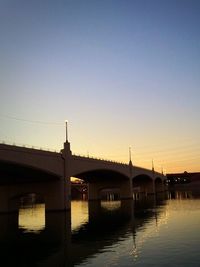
[0,0,200,172]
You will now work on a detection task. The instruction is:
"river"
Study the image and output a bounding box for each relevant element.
[0,190,199,266]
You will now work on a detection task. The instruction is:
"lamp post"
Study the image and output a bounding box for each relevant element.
[129,146,132,163]
[65,120,68,142]
[128,146,134,202]
[152,159,155,173]
[62,119,71,210]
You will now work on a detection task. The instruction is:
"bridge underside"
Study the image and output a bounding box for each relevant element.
[133,175,154,195]
[0,161,60,184]
[72,169,132,200]
[0,143,167,213]
[132,175,165,197]
[0,156,166,212]
[0,161,65,213]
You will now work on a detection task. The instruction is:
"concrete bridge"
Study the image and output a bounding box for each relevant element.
[0,139,166,212]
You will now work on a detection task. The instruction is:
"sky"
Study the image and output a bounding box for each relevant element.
[0,0,200,173]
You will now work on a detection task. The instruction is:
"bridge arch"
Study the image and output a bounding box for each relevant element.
[0,160,66,212]
[72,168,129,181]
[0,160,61,183]
[71,168,131,200]
[99,187,120,201]
[9,192,45,211]
[132,174,154,196]
[0,143,166,212]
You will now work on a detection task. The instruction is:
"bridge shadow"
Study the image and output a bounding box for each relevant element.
[0,194,168,267]
[69,195,168,267]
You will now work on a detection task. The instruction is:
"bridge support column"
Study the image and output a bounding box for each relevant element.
[62,142,72,211]
[154,178,166,194]
[88,178,133,201]
[88,183,100,201]
[120,179,133,200]
[152,180,156,194]
[45,180,68,211]
[0,180,70,213]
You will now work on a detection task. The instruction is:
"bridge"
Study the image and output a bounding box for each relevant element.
[0,136,166,212]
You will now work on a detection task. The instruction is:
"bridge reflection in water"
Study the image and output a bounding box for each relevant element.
[0,192,169,267]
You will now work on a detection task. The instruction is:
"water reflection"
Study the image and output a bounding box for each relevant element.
[18,204,45,233]
[0,191,199,267]
[168,190,193,199]
[71,201,88,232]
[131,199,170,261]
[101,200,121,210]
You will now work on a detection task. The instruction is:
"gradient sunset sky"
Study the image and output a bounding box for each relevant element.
[0,0,200,173]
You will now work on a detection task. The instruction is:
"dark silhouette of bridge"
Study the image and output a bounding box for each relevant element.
[0,135,166,212]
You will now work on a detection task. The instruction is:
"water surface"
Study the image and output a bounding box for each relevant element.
[0,191,199,267]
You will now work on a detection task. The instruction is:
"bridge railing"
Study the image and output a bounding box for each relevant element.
[72,153,128,166]
[72,154,164,175]
[0,141,164,176]
[0,140,59,153]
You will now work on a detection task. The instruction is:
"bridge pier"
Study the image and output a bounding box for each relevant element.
[155,178,165,193]
[88,178,133,201]
[120,178,133,199]
[132,175,155,197]
[61,141,72,211]
[0,179,69,213]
